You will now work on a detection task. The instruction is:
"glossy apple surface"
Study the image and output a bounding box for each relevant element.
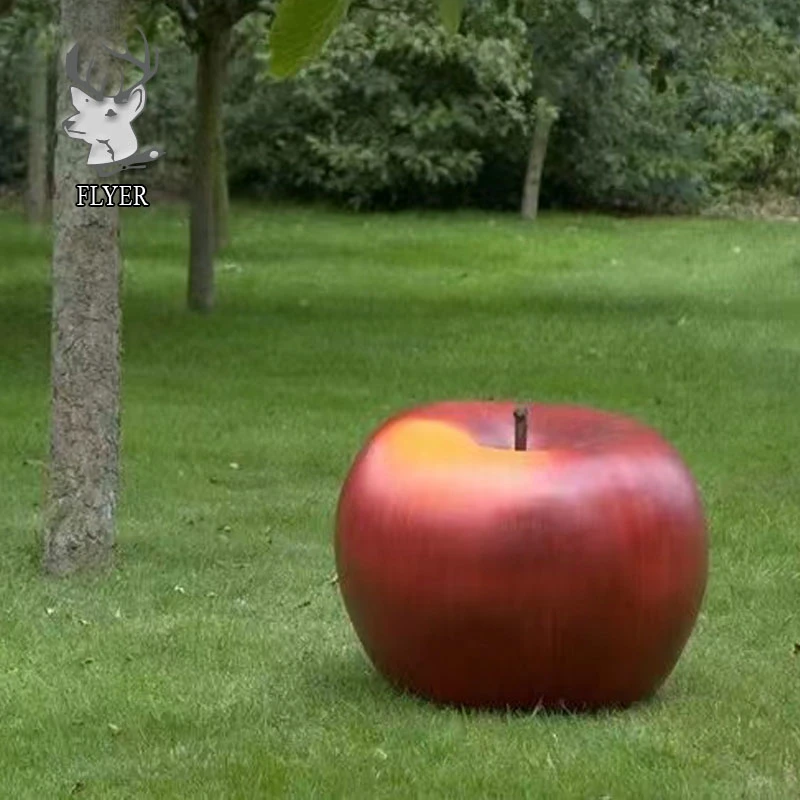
[335,401,708,711]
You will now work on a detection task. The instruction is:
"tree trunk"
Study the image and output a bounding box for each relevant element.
[26,32,50,226]
[521,97,558,222]
[214,119,230,252]
[213,38,230,252]
[188,26,230,312]
[45,0,127,576]
[47,47,59,204]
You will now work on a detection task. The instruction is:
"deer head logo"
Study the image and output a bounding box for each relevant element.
[62,27,165,178]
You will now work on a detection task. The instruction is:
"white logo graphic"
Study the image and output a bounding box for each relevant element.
[62,27,165,178]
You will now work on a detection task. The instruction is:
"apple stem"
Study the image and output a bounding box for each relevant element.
[514,406,528,451]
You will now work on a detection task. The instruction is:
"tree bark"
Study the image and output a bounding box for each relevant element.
[213,36,230,252]
[214,116,230,252]
[26,32,51,226]
[188,25,230,312]
[521,97,558,222]
[45,0,127,576]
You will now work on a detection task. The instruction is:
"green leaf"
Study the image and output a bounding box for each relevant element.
[270,0,352,79]
[439,0,465,34]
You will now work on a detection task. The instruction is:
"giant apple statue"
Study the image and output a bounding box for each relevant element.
[334,401,708,711]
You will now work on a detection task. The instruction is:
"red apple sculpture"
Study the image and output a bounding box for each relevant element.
[335,401,708,711]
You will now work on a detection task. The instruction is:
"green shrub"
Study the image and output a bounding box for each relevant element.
[546,61,709,213]
[699,26,800,196]
[226,2,534,209]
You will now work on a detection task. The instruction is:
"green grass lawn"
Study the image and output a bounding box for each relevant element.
[1,204,799,798]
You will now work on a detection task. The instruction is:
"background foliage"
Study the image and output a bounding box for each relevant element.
[228,0,534,209]
[2,0,800,212]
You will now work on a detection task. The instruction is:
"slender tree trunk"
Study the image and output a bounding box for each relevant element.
[213,37,230,252]
[45,0,127,576]
[188,26,230,312]
[27,32,50,226]
[47,47,59,204]
[521,97,558,222]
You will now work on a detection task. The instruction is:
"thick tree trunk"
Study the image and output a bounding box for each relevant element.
[521,97,558,222]
[45,0,127,576]
[214,119,230,252]
[188,26,230,312]
[26,33,50,226]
